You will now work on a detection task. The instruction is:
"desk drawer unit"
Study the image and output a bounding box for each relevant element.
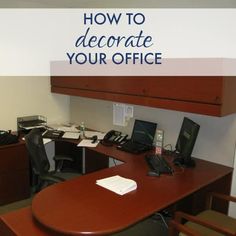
[0,143,30,205]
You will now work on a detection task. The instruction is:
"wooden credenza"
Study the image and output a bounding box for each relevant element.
[0,142,30,205]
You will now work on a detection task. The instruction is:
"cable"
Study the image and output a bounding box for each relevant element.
[152,212,169,229]
[112,158,117,166]
[163,143,173,152]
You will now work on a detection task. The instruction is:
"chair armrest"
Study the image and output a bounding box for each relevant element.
[169,219,200,236]
[173,211,235,236]
[40,174,65,184]
[206,192,236,209]
[53,155,74,162]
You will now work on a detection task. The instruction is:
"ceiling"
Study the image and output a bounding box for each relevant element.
[0,0,236,8]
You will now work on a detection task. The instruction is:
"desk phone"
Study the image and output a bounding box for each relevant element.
[101,130,128,146]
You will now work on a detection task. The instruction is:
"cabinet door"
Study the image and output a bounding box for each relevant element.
[51,76,149,96]
[0,143,30,205]
[0,144,29,172]
[0,171,30,205]
[147,77,223,104]
[85,149,109,174]
[51,76,236,116]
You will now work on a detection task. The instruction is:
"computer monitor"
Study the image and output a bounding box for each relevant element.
[174,117,200,167]
[131,119,157,147]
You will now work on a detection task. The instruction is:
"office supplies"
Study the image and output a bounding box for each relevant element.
[42,130,64,139]
[101,130,122,146]
[62,132,80,140]
[155,129,164,155]
[145,154,173,176]
[85,131,105,140]
[17,115,47,134]
[114,134,128,144]
[77,139,99,147]
[91,135,98,143]
[0,130,19,146]
[42,138,52,145]
[96,175,137,195]
[118,119,157,154]
[79,122,86,139]
[173,117,200,167]
[57,125,79,132]
[101,130,128,146]
[22,136,52,145]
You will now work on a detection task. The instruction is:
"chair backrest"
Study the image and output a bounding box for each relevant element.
[25,128,50,176]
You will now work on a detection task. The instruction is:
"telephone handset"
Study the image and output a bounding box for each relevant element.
[103,130,121,144]
[101,130,128,146]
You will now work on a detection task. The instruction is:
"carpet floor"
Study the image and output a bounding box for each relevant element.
[0,197,33,215]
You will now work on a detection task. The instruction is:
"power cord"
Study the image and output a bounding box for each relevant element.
[112,158,117,166]
[152,210,172,229]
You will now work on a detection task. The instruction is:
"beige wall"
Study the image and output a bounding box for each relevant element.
[0,76,70,130]
[71,96,236,167]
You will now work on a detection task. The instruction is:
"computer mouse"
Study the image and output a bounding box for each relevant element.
[147,171,160,177]
[91,135,98,143]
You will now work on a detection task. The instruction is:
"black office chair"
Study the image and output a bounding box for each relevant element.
[25,128,81,192]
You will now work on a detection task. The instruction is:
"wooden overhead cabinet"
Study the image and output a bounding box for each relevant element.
[51,76,236,117]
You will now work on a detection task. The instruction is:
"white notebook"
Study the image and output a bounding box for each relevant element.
[96,175,137,195]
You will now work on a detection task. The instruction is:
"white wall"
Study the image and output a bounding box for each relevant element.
[70,96,236,167]
[0,76,70,130]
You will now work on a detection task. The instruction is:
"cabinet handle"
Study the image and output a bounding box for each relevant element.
[142,89,147,95]
[214,96,221,103]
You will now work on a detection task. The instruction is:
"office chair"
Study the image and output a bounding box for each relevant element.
[169,192,236,236]
[25,128,81,192]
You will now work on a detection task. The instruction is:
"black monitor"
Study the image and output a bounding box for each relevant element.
[174,117,200,167]
[131,119,157,147]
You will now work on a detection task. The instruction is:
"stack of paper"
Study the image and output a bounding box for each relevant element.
[43,138,52,145]
[77,139,99,147]
[62,132,80,139]
[96,175,137,195]
[57,125,79,132]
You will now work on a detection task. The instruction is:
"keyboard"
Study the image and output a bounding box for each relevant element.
[118,140,150,154]
[145,154,173,176]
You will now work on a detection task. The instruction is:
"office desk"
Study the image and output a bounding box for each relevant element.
[29,144,233,236]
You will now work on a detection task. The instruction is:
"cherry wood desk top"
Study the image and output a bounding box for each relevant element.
[31,144,233,236]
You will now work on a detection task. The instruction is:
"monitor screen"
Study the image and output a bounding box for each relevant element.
[131,119,157,146]
[175,117,200,164]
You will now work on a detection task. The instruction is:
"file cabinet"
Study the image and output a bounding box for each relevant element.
[0,142,30,205]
